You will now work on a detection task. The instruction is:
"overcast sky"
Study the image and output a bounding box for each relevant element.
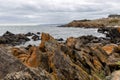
[0,0,120,24]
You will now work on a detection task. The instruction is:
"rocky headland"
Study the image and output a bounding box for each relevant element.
[60,14,120,28]
[1,27,120,80]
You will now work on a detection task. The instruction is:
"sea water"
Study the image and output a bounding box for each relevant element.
[0,24,105,46]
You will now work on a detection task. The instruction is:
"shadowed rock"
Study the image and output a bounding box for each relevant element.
[98,27,120,44]
[0,31,30,46]
[32,34,40,41]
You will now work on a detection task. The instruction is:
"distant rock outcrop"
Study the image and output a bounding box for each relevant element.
[60,15,120,28]
[60,20,105,28]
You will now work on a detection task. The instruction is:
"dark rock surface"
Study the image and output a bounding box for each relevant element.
[32,34,40,41]
[98,27,120,44]
[37,32,40,35]
[56,38,64,41]
[25,32,33,36]
[0,31,30,46]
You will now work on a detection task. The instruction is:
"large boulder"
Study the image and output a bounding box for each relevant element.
[39,32,54,51]
[25,32,33,36]
[0,31,30,46]
[3,31,15,36]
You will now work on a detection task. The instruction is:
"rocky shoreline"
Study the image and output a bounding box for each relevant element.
[0,27,120,79]
[60,15,120,28]
[0,31,64,46]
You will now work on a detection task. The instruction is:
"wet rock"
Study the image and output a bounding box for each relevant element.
[32,34,40,41]
[107,28,120,39]
[97,27,110,34]
[25,32,33,36]
[0,31,30,46]
[98,27,120,44]
[3,31,15,36]
[37,32,40,35]
[25,44,32,50]
[56,38,64,41]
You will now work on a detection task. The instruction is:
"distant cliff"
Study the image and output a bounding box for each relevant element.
[60,15,120,28]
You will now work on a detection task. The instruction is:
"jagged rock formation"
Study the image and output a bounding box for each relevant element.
[1,31,120,79]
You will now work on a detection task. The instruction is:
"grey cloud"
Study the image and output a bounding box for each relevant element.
[0,0,120,24]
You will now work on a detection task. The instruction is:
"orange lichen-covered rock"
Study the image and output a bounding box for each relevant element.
[102,44,118,55]
[11,47,28,62]
[11,47,40,68]
[43,35,90,80]
[39,33,54,51]
[66,37,76,48]
[93,56,103,71]
[25,47,40,68]
[11,47,26,57]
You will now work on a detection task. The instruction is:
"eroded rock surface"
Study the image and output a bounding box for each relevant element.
[1,32,120,80]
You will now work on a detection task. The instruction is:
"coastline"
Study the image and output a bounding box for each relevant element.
[1,26,120,79]
[60,15,120,28]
